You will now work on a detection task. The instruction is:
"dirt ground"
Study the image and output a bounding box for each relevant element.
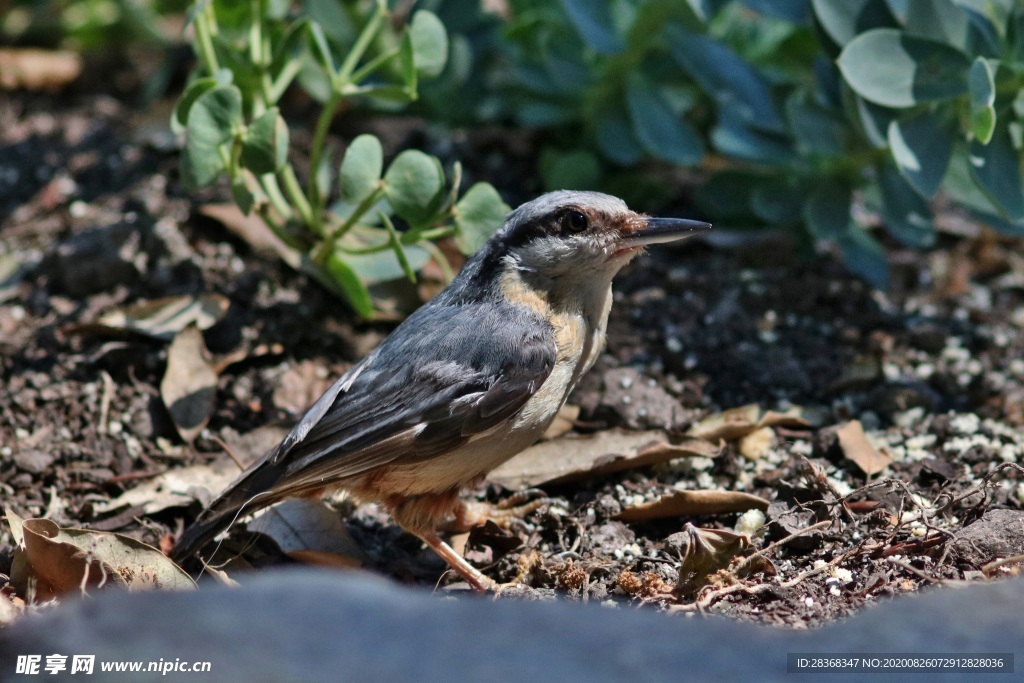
[4,88,1024,629]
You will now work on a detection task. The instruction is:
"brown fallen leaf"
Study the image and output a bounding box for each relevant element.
[249,500,365,568]
[94,457,243,516]
[161,325,218,443]
[272,360,335,415]
[488,430,721,489]
[0,48,82,91]
[836,420,892,477]
[7,510,194,601]
[613,489,770,523]
[199,203,301,267]
[86,294,230,341]
[673,524,753,596]
[541,404,580,441]
[687,404,811,443]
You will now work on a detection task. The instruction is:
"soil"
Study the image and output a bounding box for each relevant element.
[4,88,1024,629]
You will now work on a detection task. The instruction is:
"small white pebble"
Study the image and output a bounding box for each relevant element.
[950,413,981,435]
[804,596,814,607]
[665,337,683,353]
[69,200,88,217]
[790,440,813,456]
[620,375,634,389]
[812,559,827,570]
[831,566,853,583]
[107,420,123,435]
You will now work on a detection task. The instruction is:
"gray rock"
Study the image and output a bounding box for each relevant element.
[2,570,1021,682]
[51,223,144,295]
[950,509,1024,567]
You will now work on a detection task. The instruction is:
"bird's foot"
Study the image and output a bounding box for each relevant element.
[445,489,552,533]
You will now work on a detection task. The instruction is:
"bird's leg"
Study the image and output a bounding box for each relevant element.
[416,529,497,592]
[389,490,498,591]
[445,488,552,533]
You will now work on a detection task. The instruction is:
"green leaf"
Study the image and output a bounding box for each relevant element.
[316,147,334,204]
[695,171,767,224]
[785,92,845,156]
[837,29,970,107]
[325,253,374,319]
[187,85,243,148]
[840,227,889,289]
[172,71,231,135]
[903,0,969,48]
[231,177,255,215]
[409,10,448,78]
[454,182,509,255]
[711,110,794,164]
[887,113,952,198]
[625,74,702,165]
[812,0,897,47]
[968,123,1024,221]
[877,164,935,247]
[968,57,996,144]
[557,0,625,54]
[383,150,444,226]
[240,108,289,175]
[803,181,852,240]
[842,87,894,148]
[539,148,601,191]
[339,134,383,204]
[595,113,643,166]
[180,143,224,190]
[666,27,785,134]
[181,85,242,189]
[751,180,804,224]
[399,31,417,94]
[378,212,416,283]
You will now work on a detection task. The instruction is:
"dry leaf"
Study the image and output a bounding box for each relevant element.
[541,404,580,441]
[161,325,218,443]
[272,360,334,414]
[88,294,230,341]
[7,510,194,601]
[673,524,751,596]
[738,427,774,461]
[836,420,892,477]
[199,203,301,267]
[94,458,243,516]
[688,405,810,443]
[613,489,770,523]
[250,500,365,568]
[489,430,721,489]
[0,48,82,91]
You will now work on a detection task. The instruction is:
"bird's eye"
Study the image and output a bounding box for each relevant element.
[562,210,588,233]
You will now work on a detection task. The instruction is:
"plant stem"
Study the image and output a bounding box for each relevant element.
[337,1,387,84]
[307,90,342,210]
[280,164,317,232]
[419,239,455,283]
[257,174,294,221]
[312,185,387,264]
[348,47,401,85]
[194,4,220,74]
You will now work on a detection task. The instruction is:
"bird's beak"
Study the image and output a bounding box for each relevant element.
[620,216,712,249]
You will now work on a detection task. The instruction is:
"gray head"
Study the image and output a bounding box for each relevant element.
[444,190,709,303]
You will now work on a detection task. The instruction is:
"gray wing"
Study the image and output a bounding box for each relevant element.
[260,301,556,491]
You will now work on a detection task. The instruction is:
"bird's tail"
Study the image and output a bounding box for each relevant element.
[170,459,288,564]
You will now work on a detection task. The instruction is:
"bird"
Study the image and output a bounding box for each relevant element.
[171,190,710,590]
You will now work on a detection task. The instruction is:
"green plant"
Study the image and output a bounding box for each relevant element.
[1,0,182,50]
[426,0,1024,288]
[176,0,508,317]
